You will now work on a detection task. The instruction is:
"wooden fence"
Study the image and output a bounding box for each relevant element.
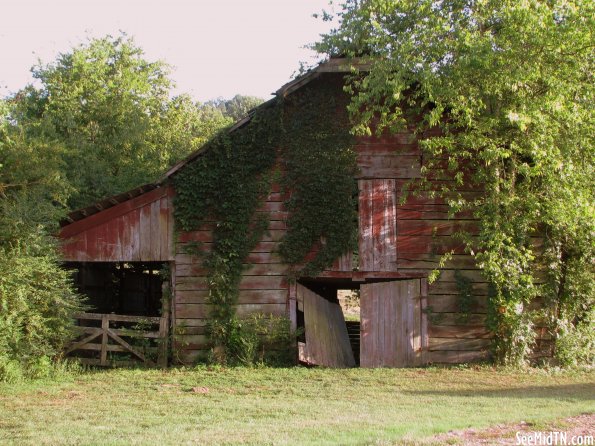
[65,312,169,368]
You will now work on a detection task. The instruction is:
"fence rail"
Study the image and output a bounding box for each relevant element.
[66,312,169,368]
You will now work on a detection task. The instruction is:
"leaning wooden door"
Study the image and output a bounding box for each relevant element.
[360,279,423,367]
[297,283,355,368]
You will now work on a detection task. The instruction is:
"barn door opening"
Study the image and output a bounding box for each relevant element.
[360,279,426,367]
[296,282,356,368]
[63,261,171,367]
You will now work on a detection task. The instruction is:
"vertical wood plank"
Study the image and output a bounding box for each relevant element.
[372,283,384,367]
[382,281,391,366]
[371,283,383,367]
[360,283,371,367]
[384,179,398,270]
[419,278,429,365]
[106,215,121,261]
[372,179,397,271]
[159,196,169,261]
[359,180,374,271]
[288,282,297,333]
[139,204,152,260]
[336,251,353,271]
[83,226,97,261]
[395,281,404,367]
[100,314,109,366]
[412,279,422,362]
[118,211,131,261]
[405,280,415,365]
[303,287,321,363]
[150,199,161,260]
[414,292,421,363]
[372,180,384,271]
[169,262,177,357]
[386,280,397,366]
[167,186,176,261]
[126,209,141,261]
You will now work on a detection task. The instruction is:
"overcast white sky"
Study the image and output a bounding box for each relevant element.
[0,0,337,102]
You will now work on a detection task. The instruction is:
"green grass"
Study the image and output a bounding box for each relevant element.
[0,366,593,445]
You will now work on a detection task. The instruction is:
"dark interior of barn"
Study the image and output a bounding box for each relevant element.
[65,262,166,317]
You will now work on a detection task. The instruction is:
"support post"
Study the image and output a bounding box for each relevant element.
[100,314,109,366]
[158,281,171,368]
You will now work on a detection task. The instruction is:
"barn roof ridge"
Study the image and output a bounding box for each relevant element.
[62,57,368,225]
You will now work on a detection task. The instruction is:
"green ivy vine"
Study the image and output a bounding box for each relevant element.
[173,102,281,361]
[454,270,475,324]
[172,77,358,363]
[279,79,358,278]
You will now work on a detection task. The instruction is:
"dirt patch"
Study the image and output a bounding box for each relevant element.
[431,413,594,445]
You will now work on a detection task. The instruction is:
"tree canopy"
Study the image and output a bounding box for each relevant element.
[9,35,235,209]
[317,0,594,365]
[205,95,265,122]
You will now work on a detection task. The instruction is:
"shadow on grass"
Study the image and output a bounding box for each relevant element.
[403,383,595,401]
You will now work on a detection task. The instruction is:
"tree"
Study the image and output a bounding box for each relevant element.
[317,0,594,365]
[0,100,84,381]
[12,35,229,209]
[205,95,265,122]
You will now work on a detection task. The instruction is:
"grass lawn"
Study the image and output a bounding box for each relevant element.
[0,366,593,445]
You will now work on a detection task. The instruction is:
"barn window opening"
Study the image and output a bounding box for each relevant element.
[65,261,167,317]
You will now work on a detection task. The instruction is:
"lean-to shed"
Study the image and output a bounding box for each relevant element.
[60,58,502,367]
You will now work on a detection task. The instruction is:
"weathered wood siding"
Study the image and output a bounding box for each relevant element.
[173,185,290,363]
[60,186,174,262]
[354,128,489,364]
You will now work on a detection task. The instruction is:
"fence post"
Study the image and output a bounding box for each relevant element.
[158,281,170,368]
[100,314,109,366]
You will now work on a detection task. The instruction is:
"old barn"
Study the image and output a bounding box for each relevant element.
[59,59,495,368]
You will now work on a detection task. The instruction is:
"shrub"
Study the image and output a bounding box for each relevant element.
[0,237,85,381]
[209,314,300,367]
[555,310,595,367]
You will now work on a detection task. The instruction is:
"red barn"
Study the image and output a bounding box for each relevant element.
[60,59,495,367]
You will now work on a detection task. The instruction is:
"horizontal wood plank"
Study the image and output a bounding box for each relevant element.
[176,289,288,305]
[429,338,491,351]
[175,303,287,319]
[428,325,492,339]
[428,349,490,364]
[427,295,488,313]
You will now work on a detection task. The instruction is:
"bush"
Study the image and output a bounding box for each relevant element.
[555,311,595,367]
[210,314,300,367]
[0,238,85,381]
